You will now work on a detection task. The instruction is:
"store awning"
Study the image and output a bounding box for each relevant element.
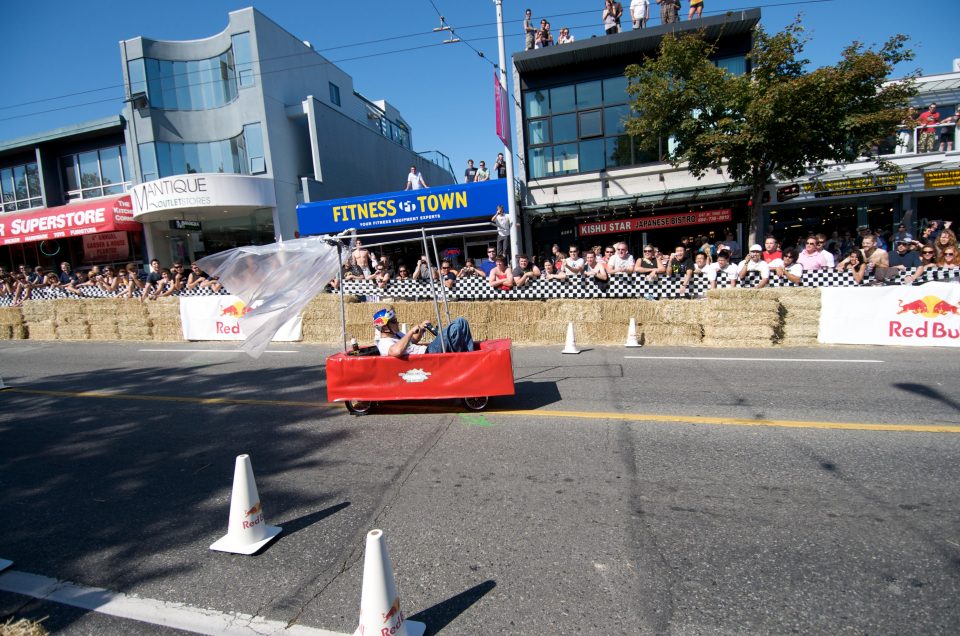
[0,195,140,246]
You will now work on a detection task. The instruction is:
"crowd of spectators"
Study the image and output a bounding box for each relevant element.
[523,1,707,51]
[0,258,221,306]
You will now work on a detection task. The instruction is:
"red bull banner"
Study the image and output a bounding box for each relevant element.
[819,282,960,347]
[179,295,302,341]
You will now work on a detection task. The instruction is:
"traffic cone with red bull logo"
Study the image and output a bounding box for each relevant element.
[625,318,642,348]
[210,454,282,555]
[353,529,425,636]
[562,321,580,354]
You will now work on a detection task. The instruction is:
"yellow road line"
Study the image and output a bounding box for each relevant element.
[5,388,958,433]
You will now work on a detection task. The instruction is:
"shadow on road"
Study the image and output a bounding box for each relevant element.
[409,579,496,635]
[894,382,960,414]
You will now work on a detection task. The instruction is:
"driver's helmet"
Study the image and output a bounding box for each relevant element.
[373,308,395,328]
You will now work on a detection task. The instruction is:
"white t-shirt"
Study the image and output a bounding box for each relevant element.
[819,250,836,268]
[406,172,425,190]
[376,332,426,356]
[494,213,511,237]
[607,254,635,272]
[631,0,649,20]
[704,262,739,282]
[563,257,585,272]
[740,258,771,280]
[783,263,803,278]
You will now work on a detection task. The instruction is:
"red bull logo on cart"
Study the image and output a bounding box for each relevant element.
[399,369,431,383]
[890,294,959,341]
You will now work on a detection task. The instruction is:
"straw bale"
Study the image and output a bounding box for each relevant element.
[151,318,182,333]
[533,321,576,345]
[54,311,88,326]
[55,324,90,340]
[655,300,706,325]
[704,296,781,313]
[50,299,86,316]
[0,325,12,339]
[702,309,780,327]
[18,301,52,321]
[89,323,120,340]
[780,336,819,347]
[113,301,150,319]
[12,325,27,339]
[543,300,603,322]
[705,287,784,301]
[783,323,820,338]
[701,337,777,348]
[575,322,634,344]
[27,323,57,340]
[599,300,661,323]
[782,308,821,324]
[703,324,777,341]
[144,298,180,319]
[777,288,822,309]
[635,324,703,345]
[0,308,23,326]
[117,324,153,340]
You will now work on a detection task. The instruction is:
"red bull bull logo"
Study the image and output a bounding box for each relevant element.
[217,300,252,335]
[220,300,252,317]
[241,501,264,529]
[890,295,960,341]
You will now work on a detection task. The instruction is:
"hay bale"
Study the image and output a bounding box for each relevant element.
[599,299,660,323]
[636,323,703,345]
[702,309,779,326]
[655,300,706,325]
[113,301,149,319]
[703,324,777,341]
[783,323,820,338]
[144,298,180,319]
[705,287,784,301]
[27,323,57,340]
[701,337,777,348]
[19,301,52,321]
[55,324,90,340]
[0,325,12,339]
[777,288,822,310]
[0,307,24,326]
[543,299,602,322]
[704,297,781,313]
[780,336,820,347]
[782,308,821,323]
[117,324,153,340]
[89,323,120,340]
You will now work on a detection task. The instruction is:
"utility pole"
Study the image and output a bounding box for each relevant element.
[493,0,520,266]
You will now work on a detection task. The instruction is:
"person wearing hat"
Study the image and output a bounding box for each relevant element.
[373,307,475,357]
[738,244,771,288]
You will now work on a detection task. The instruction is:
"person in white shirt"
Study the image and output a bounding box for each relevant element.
[475,160,490,182]
[631,0,649,29]
[563,245,585,274]
[738,244,771,288]
[703,250,740,289]
[491,205,511,260]
[815,233,836,268]
[605,241,635,274]
[404,165,427,190]
[773,248,803,284]
[556,27,575,43]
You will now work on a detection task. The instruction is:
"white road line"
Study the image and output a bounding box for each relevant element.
[0,569,347,636]
[624,356,883,363]
[138,349,300,354]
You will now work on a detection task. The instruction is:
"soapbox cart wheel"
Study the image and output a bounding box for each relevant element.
[345,400,374,416]
[463,396,489,411]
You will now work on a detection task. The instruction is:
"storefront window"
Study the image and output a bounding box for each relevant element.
[61,145,131,201]
[140,131,248,178]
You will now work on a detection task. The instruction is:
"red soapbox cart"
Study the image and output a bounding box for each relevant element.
[326,338,515,415]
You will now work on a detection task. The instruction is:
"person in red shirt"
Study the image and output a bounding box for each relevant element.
[917,103,940,153]
[761,236,782,263]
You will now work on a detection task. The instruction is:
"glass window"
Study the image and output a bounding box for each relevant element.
[606,136,632,167]
[243,122,265,174]
[576,81,602,109]
[139,143,158,182]
[1,168,14,211]
[528,119,549,145]
[61,156,79,193]
[529,147,552,179]
[602,76,628,104]
[550,86,575,113]
[174,61,191,109]
[552,143,579,175]
[524,90,549,117]
[159,60,177,109]
[579,110,603,138]
[329,82,341,107]
[78,152,100,190]
[579,139,605,172]
[0,163,42,210]
[552,113,577,143]
[127,58,147,97]
[25,162,40,198]
[145,58,163,107]
[603,104,630,136]
[99,147,122,188]
[140,47,239,110]
[232,32,255,87]
[715,56,747,75]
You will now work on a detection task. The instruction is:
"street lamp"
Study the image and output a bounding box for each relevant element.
[493,0,520,266]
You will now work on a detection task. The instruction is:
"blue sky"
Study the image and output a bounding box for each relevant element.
[0,0,955,183]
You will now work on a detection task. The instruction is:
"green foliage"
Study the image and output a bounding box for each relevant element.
[624,20,916,239]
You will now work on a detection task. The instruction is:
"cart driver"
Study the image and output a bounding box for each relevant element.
[373,308,475,357]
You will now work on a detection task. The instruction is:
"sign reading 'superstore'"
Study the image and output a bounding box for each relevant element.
[578,209,732,237]
[0,196,139,246]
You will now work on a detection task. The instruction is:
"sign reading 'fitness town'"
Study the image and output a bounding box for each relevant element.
[578,209,732,237]
[130,174,276,218]
[296,179,508,235]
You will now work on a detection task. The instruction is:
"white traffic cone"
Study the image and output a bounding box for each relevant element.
[210,454,282,554]
[561,321,580,354]
[0,558,12,573]
[354,529,425,636]
[625,318,642,348]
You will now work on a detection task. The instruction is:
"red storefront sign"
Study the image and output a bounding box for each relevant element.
[0,196,140,246]
[578,209,733,237]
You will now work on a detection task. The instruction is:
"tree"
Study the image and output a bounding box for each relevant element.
[624,21,916,244]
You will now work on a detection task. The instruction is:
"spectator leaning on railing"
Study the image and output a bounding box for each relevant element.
[738,244,771,288]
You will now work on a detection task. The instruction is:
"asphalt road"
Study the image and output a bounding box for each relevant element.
[1,340,958,635]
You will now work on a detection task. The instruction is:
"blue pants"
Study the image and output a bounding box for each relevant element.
[426,317,475,354]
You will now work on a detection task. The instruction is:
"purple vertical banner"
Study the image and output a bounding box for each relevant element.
[494,71,510,146]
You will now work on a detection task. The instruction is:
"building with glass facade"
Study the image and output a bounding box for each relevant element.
[513,11,758,259]
[120,7,453,264]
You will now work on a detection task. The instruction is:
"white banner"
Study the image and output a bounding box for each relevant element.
[819,282,960,347]
[180,295,302,342]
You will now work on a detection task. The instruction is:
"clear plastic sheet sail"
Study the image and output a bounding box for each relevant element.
[197,236,341,358]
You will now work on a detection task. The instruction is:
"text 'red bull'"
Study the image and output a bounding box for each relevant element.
[889,322,960,339]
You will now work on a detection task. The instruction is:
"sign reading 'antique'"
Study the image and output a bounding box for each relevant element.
[578,209,732,237]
